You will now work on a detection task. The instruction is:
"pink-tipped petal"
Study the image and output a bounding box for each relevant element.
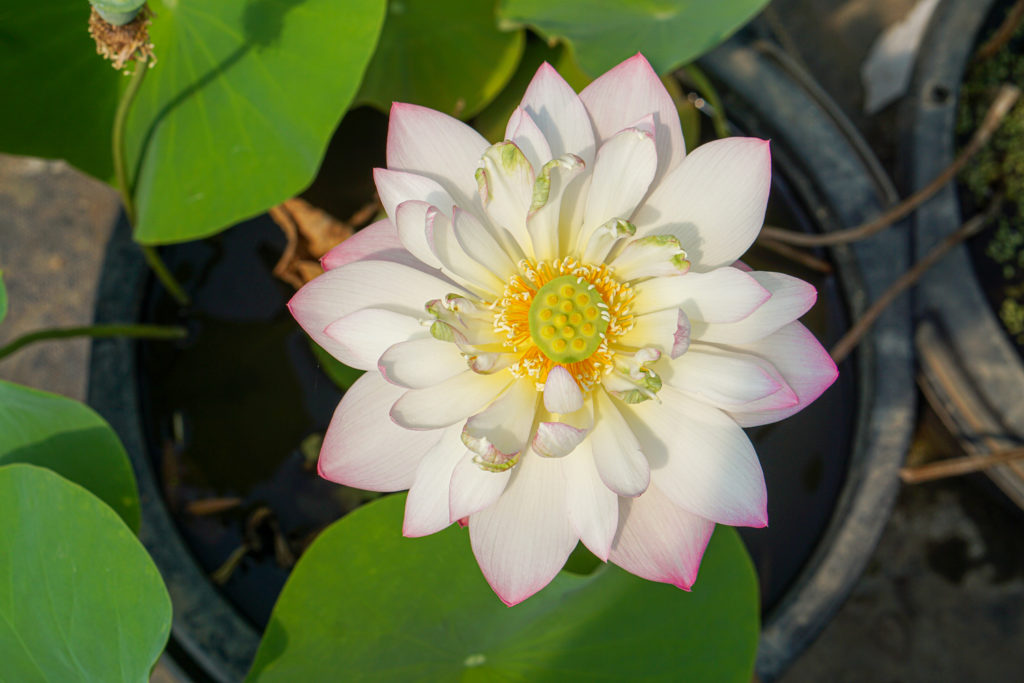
[505,107,553,172]
[564,439,618,561]
[580,117,657,237]
[403,425,468,537]
[323,308,425,371]
[633,138,771,270]
[320,220,423,272]
[319,373,443,490]
[378,337,467,389]
[289,260,457,364]
[633,267,771,323]
[609,483,715,589]
[374,168,454,220]
[591,389,650,497]
[580,53,686,180]
[469,451,577,605]
[724,321,839,427]
[449,452,513,522]
[533,420,589,458]
[387,102,489,211]
[519,63,596,165]
[390,370,512,430]
[620,386,768,528]
[543,365,584,414]
[693,271,818,344]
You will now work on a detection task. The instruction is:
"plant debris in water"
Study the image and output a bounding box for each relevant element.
[958,4,1024,347]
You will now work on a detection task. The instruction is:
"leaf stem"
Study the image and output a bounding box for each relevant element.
[111,56,190,306]
[682,64,730,139]
[0,323,187,362]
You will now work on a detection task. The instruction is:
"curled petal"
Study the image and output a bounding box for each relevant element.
[319,373,443,491]
[617,307,683,354]
[469,452,577,605]
[378,336,467,389]
[374,168,454,221]
[533,401,593,458]
[609,234,690,281]
[394,200,444,269]
[476,142,535,255]
[505,106,553,173]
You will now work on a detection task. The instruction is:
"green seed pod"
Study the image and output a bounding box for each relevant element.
[90,0,146,26]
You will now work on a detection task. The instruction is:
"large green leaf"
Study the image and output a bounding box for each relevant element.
[0,464,171,682]
[356,0,524,120]
[0,2,120,181]
[0,380,140,531]
[496,0,769,76]
[127,0,387,244]
[247,493,759,681]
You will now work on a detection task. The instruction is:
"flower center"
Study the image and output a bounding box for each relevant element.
[528,275,609,363]
[492,258,635,392]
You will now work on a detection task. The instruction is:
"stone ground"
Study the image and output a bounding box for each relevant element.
[1,1,1022,681]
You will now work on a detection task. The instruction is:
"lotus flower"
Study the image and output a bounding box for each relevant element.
[290,54,838,605]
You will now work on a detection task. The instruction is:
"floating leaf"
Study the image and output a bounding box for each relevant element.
[357,0,525,120]
[127,0,387,244]
[497,0,769,76]
[0,380,140,531]
[0,1,120,181]
[0,464,171,682]
[247,493,759,681]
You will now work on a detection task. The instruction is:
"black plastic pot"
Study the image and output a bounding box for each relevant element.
[88,34,914,683]
[903,0,1024,509]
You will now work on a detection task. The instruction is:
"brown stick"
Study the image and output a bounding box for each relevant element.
[757,238,834,273]
[901,446,1024,484]
[974,0,1024,63]
[759,85,1020,247]
[829,201,1000,364]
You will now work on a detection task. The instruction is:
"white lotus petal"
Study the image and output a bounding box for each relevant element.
[374,168,454,221]
[452,206,518,281]
[427,206,506,294]
[591,389,650,497]
[391,369,512,430]
[449,451,513,522]
[609,483,715,589]
[617,307,682,354]
[323,308,424,371]
[543,365,584,414]
[469,451,577,605]
[403,424,468,537]
[564,439,618,561]
[519,63,596,164]
[462,379,538,459]
[665,345,790,407]
[620,386,768,527]
[526,154,586,261]
[633,137,771,270]
[692,271,818,344]
[319,373,443,491]
[378,336,467,389]
[632,267,770,323]
[394,200,444,269]
[505,106,553,173]
[477,142,535,255]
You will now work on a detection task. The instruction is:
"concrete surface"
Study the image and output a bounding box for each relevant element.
[2,1,1023,682]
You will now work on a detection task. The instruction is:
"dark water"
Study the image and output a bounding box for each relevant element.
[137,120,855,631]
